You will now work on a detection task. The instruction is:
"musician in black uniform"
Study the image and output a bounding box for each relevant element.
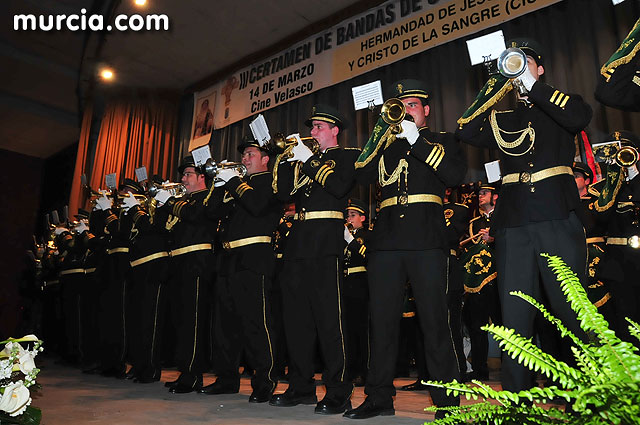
[343,198,370,387]
[199,138,280,403]
[590,132,640,345]
[93,179,143,378]
[155,157,216,393]
[270,105,359,415]
[595,18,640,112]
[461,184,501,381]
[456,38,592,392]
[122,184,170,384]
[347,79,466,420]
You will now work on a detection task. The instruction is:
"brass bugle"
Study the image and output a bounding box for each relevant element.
[269,133,320,159]
[203,159,247,182]
[497,47,529,95]
[147,182,187,198]
[592,142,639,167]
[459,232,483,247]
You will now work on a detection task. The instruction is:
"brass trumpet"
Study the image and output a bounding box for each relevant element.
[592,142,639,167]
[203,159,247,183]
[497,47,529,95]
[147,182,187,198]
[269,133,320,159]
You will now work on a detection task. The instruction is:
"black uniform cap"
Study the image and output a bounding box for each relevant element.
[389,79,430,102]
[479,183,499,192]
[119,178,144,195]
[178,156,202,175]
[346,198,368,218]
[304,104,348,131]
[75,208,90,221]
[572,162,593,181]
[506,38,545,67]
[237,135,270,155]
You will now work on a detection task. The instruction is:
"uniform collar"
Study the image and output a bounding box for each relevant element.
[249,170,270,180]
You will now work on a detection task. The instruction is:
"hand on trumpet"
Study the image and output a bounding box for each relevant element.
[627,163,639,181]
[396,120,420,145]
[154,189,172,206]
[286,134,314,163]
[94,195,113,211]
[343,224,355,244]
[74,221,89,234]
[478,228,494,243]
[515,64,536,93]
[120,193,140,212]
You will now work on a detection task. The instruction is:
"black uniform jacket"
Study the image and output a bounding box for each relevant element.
[209,171,281,276]
[127,205,169,261]
[274,146,360,259]
[444,202,470,251]
[155,189,217,250]
[456,82,592,231]
[356,128,466,251]
[345,227,369,269]
[595,54,640,112]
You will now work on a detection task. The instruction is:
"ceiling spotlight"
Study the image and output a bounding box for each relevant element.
[134,0,146,5]
[100,68,114,80]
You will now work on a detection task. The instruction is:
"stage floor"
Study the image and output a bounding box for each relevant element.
[33,359,504,424]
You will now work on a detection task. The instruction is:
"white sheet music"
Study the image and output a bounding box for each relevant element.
[352,81,384,111]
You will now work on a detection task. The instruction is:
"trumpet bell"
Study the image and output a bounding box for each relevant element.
[148,182,187,198]
[380,98,406,126]
[498,47,527,79]
[617,146,639,167]
[203,159,247,181]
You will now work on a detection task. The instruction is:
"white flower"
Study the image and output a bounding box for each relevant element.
[0,381,32,416]
[18,352,36,375]
[0,360,11,380]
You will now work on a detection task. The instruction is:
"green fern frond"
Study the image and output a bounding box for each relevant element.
[627,318,640,342]
[483,323,582,388]
[571,346,608,384]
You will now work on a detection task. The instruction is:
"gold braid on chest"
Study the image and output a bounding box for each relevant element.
[379,156,409,187]
[291,161,311,195]
[490,110,535,156]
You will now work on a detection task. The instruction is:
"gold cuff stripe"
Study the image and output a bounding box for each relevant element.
[223,236,272,250]
[379,194,443,209]
[130,251,169,267]
[346,266,367,275]
[559,95,570,108]
[107,247,130,254]
[550,90,560,103]
[315,166,331,183]
[105,214,117,225]
[59,268,85,276]
[169,243,213,257]
[555,93,564,106]
[502,166,573,185]
[425,144,440,165]
[319,169,334,186]
[431,146,445,170]
[358,245,366,256]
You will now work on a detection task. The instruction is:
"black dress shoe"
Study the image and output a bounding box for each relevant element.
[399,379,428,391]
[134,375,160,384]
[164,379,179,388]
[249,388,273,403]
[198,381,239,395]
[125,369,137,380]
[343,398,394,419]
[269,389,317,407]
[169,383,202,394]
[314,396,352,414]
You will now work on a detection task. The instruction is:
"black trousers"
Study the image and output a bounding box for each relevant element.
[280,256,352,399]
[60,272,82,362]
[495,212,586,392]
[128,258,168,380]
[169,250,213,387]
[365,249,460,407]
[79,271,100,367]
[448,254,467,376]
[213,268,276,393]
[343,272,369,381]
[98,252,129,372]
[462,282,501,377]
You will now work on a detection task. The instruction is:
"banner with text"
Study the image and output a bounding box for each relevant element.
[199,0,562,133]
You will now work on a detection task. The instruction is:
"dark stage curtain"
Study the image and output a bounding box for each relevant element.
[202,0,639,209]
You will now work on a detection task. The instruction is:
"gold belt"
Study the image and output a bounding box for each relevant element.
[85,268,96,274]
[450,249,457,256]
[59,268,85,276]
[346,266,367,275]
[130,251,169,267]
[223,236,272,250]
[293,211,344,221]
[380,194,443,209]
[606,236,640,248]
[502,166,573,185]
[170,243,213,257]
[107,247,130,255]
[586,237,605,244]
[276,253,283,259]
